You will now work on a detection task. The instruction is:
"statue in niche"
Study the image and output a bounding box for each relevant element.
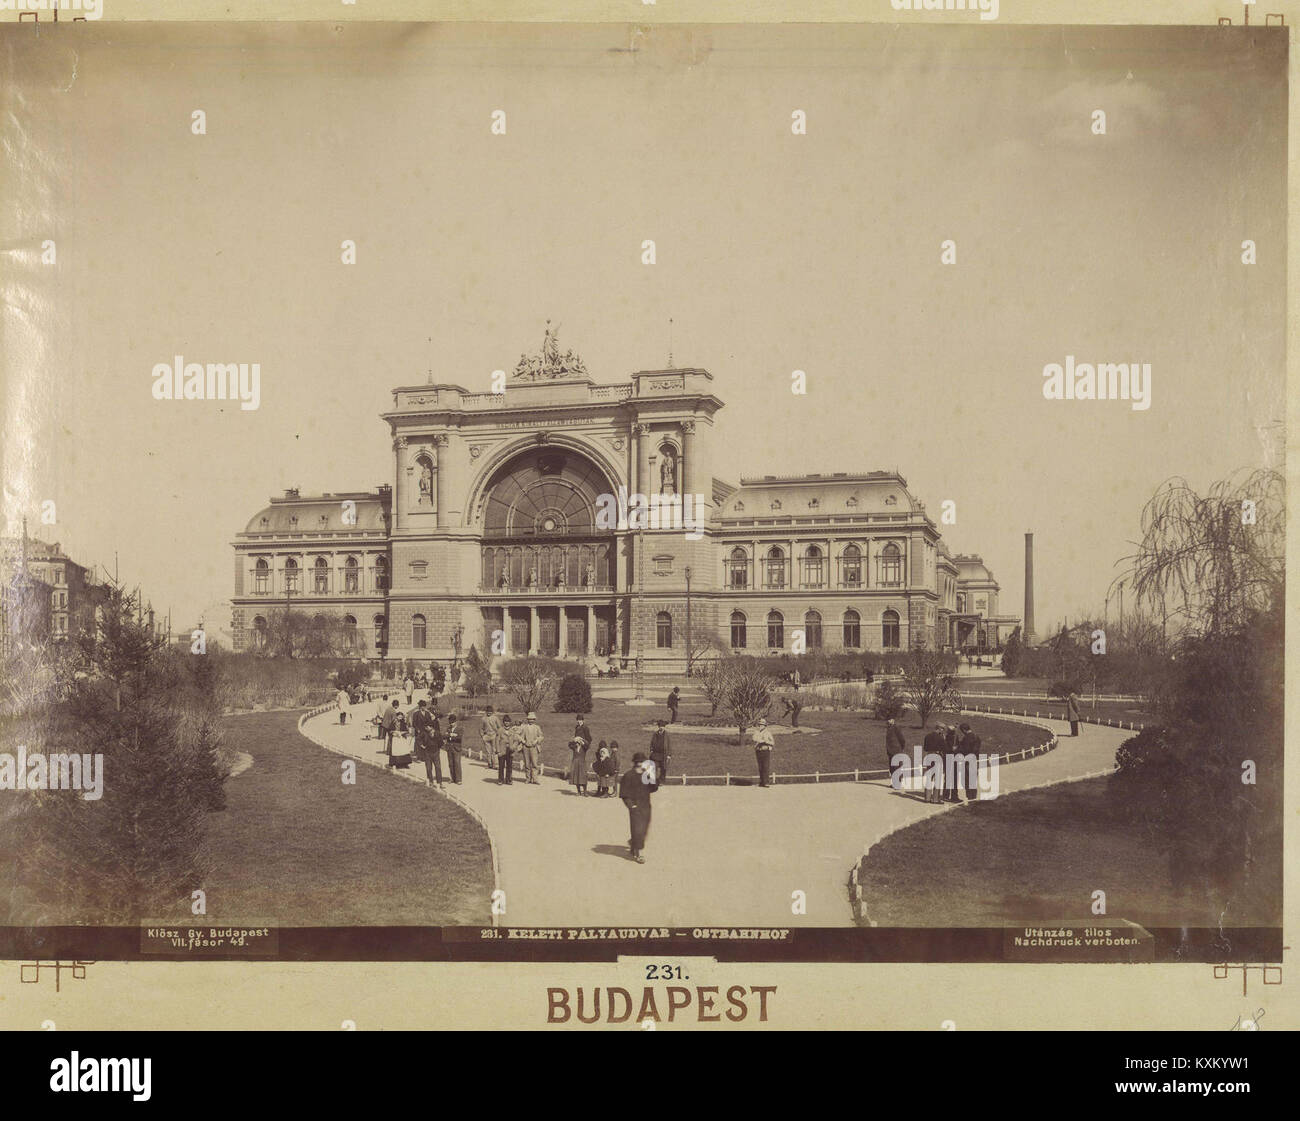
[584,562,595,587]
[417,455,434,507]
[659,448,677,495]
[526,566,538,588]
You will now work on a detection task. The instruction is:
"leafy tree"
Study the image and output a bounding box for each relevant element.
[900,648,961,728]
[553,673,593,714]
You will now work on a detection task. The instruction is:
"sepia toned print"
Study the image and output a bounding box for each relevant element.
[0,17,1285,988]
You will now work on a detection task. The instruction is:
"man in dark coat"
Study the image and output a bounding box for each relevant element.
[942,723,961,803]
[649,720,671,784]
[412,699,443,787]
[666,687,681,724]
[1066,692,1082,737]
[958,723,982,802]
[619,752,659,863]
[380,700,401,766]
[884,717,906,787]
[443,712,463,784]
[922,724,947,803]
[573,714,593,750]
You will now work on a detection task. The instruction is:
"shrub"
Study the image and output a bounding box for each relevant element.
[871,679,907,722]
[553,673,593,714]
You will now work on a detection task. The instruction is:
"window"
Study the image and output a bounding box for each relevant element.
[765,546,786,589]
[730,611,747,649]
[373,615,387,650]
[880,543,902,586]
[283,557,299,593]
[804,610,822,649]
[802,545,824,588]
[252,615,268,650]
[342,615,357,650]
[843,609,861,648]
[656,611,673,649]
[374,556,389,591]
[254,558,269,593]
[54,567,64,585]
[882,609,900,649]
[842,544,862,587]
[729,547,748,589]
[344,556,359,592]
[313,556,329,593]
[412,614,427,649]
[767,610,784,650]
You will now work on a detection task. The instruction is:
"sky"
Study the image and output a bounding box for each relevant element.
[1,21,1287,639]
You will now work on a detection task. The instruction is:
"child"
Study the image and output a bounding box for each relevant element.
[593,740,616,797]
[607,740,621,797]
[568,733,590,796]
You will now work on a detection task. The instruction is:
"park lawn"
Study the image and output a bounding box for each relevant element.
[854,775,1281,929]
[444,695,1052,781]
[156,710,494,926]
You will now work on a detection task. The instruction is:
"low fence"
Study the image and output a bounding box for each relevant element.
[957,701,1145,732]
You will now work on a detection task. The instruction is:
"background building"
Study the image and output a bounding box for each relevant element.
[232,329,1018,668]
[0,534,106,653]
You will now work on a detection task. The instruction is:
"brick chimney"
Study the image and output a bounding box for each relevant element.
[1023,532,1036,645]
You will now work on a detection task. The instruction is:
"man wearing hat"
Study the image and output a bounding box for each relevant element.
[750,718,775,787]
[619,752,660,863]
[518,711,544,784]
[922,723,948,803]
[649,720,671,784]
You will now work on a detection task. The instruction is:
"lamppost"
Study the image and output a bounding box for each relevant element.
[684,565,693,678]
[633,521,645,701]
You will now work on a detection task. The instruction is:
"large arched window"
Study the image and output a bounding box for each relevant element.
[254,558,269,594]
[802,545,825,588]
[344,556,359,593]
[882,609,901,649]
[804,609,823,649]
[843,609,861,649]
[412,614,427,650]
[765,547,786,589]
[767,610,784,650]
[251,615,267,650]
[342,615,357,651]
[730,610,747,649]
[656,611,673,649]
[283,557,299,593]
[879,543,902,586]
[841,544,862,588]
[313,556,330,593]
[373,614,386,650]
[729,547,749,589]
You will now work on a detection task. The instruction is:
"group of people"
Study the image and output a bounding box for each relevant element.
[478,707,546,785]
[377,697,464,786]
[885,717,983,804]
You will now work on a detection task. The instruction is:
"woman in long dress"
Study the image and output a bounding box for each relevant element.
[568,734,590,795]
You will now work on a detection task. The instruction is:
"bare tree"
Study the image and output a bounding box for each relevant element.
[497,658,557,714]
[696,660,729,717]
[900,647,960,728]
[722,667,772,744]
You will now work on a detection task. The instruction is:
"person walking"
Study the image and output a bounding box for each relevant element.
[443,712,463,784]
[649,720,671,784]
[751,717,775,787]
[608,740,621,793]
[336,685,350,725]
[496,714,516,784]
[380,699,401,766]
[620,752,659,863]
[922,724,947,803]
[884,716,906,786]
[666,686,680,724]
[519,711,544,784]
[1066,691,1082,737]
[942,723,961,803]
[412,699,443,787]
[958,722,982,802]
[568,732,590,795]
[403,675,415,705]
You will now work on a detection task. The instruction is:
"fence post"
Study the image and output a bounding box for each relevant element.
[815,771,820,783]
[725,772,730,786]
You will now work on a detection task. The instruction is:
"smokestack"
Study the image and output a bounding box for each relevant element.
[1023,532,1036,645]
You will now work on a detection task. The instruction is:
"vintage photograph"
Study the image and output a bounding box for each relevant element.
[0,19,1286,967]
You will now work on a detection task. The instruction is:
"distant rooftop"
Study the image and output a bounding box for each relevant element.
[737,470,906,487]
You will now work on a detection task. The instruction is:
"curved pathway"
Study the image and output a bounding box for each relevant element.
[298,704,1127,927]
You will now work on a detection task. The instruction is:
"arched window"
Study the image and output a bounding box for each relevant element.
[842,544,862,588]
[843,609,861,648]
[882,609,900,649]
[729,547,748,589]
[767,610,784,650]
[656,611,673,649]
[765,546,786,589]
[802,545,824,588]
[373,614,386,650]
[879,543,902,586]
[374,556,389,591]
[412,614,427,649]
[344,556,359,593]
[283,557,299,593]
[251,615,267,650]
[313,556,329,593]
[730,610,747,649]
[804,610,823,649]
[342,615,357,651]
[254,558,269,594]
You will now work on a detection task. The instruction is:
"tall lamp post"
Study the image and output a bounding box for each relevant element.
[684,565,693,678]
[633,522,645,701]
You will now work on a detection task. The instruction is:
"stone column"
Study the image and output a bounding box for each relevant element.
[585,604,592,656]
[529,605,538,655]
[433,434,449,529]
[634,423,651,499]
[681,419,696,497]
[559,606,568,656]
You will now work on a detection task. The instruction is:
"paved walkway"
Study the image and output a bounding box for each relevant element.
[299,702,1127,927]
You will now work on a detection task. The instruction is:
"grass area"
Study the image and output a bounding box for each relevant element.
[435,695,1051,781]
[855,775,1281,928]
[159,710,494,925]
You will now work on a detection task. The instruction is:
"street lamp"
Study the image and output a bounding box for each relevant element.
[684,565,693,678]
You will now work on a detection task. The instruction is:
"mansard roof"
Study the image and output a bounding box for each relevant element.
[239,491,389,536]
[716,471,923,519]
